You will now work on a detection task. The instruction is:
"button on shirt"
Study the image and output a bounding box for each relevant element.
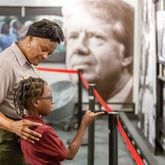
[0,42,39,119]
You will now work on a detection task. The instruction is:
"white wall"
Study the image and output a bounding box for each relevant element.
[0,0,65,7]
[0,0,137,7]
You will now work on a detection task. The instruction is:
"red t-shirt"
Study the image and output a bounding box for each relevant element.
[21,116,67,165]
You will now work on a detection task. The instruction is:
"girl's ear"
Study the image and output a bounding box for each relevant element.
[31,98,40,108]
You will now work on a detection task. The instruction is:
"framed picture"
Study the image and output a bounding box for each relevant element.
[0,9,65,63]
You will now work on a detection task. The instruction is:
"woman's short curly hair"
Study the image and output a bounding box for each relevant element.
[26,19,64,43]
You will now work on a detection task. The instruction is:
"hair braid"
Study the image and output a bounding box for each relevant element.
[14,77,46,117]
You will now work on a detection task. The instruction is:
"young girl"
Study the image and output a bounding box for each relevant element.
[14,77,104,165]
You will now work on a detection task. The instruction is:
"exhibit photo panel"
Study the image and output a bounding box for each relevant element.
[62,0,135,112]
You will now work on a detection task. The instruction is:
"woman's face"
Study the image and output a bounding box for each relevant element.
[65,9,127,87]
[25,37,58,66]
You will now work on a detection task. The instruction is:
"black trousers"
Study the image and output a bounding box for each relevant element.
[0,129,26,165]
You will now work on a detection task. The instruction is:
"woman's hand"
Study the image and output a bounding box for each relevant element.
[10,119,42,143]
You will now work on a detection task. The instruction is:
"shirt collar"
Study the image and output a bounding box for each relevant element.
[109,77,133,102]
[10,42,30,67]
[24,115,45,124]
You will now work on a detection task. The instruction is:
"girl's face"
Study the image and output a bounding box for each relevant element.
[36,84,53,116]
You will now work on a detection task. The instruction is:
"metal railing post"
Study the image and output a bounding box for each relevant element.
[108,112,118,165]
[78,69,83,128]
[88,84,95,165]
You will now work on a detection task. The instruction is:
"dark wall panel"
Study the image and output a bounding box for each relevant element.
[0,7,21,15]
[25,7,62,16]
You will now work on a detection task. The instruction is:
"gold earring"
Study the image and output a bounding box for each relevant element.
[26,43,30,48]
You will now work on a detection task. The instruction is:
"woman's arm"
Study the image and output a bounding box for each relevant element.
[0,112,42,143]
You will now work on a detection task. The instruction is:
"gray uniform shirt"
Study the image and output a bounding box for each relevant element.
[0,42,39,119]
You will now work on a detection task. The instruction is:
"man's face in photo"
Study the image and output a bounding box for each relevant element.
[65,9,126,86]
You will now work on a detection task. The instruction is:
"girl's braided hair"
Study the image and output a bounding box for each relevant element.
[14,77,46,117]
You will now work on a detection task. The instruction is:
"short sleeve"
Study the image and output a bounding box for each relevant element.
[0,61,15,103]
[40,127,67,161]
